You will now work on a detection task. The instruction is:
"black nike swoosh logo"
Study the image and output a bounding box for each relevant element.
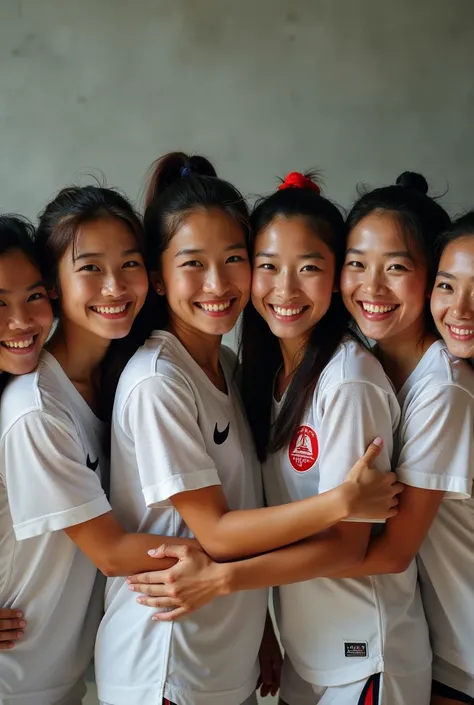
[86,454,99,472]
[213,422,230,445]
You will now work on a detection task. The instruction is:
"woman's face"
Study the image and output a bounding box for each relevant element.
[431,235,474,358]
[251,216,336,346]
[341,212,429,345]
[160,208,251,338]
[56,217,149,341]
[0,249,53,375]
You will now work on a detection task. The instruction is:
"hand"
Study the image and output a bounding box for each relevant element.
[257,616,282,698]
[127,544,228,621]
[343,438,404,519]
[0,609,26,650]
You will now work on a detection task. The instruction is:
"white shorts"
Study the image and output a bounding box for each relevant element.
[433,655,474,700]
[100,697,257,705]
[279,657,431,705]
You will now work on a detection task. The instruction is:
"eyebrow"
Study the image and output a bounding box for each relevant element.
[436,270,455,279]
[254,250,326,260]
[346,247,415,261]
[0,279,45,295]
[75,248,142,261]
[175,242,247,257]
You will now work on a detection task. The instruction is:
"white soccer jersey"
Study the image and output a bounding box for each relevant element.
[0,351,111,705]
[394,340,474,678]
[95,330,268,705]
[263,338,432,687]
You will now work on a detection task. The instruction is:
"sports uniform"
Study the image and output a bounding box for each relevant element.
[263,338,432,705]
[0,350,110,705]
[394,340,474,700]
[95,330,268,705]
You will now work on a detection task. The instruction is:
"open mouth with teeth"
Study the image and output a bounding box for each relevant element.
[90,303,131,318]
[194,299,236,316]
[269,304,309,320]
[358,302,399,318]
[447,325,474,340]
[0,335,37,353]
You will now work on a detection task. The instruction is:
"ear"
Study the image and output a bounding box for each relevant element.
[150,271,165,296]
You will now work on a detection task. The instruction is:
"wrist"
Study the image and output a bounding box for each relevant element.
[214,561,236,597]
[336,483,356,521]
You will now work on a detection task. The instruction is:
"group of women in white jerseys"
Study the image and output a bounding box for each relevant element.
[0,153,473,705]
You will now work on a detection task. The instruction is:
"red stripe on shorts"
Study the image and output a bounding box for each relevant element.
[359,674,381,705]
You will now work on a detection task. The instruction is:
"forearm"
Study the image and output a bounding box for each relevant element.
[322,532,410,578]
[221,530,365,592]
[207,488,350,561]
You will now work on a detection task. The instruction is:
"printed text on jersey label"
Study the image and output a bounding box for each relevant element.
[213,422,230,445]
[86,454,99,472]
[288,425,318,472]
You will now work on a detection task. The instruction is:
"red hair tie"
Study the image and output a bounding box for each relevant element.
[278,172,320,195]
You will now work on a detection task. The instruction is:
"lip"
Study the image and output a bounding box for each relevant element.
[0,333,39,355]
[357,301,400,321]
[194,298,237,318]
[268,303,309,322]
[446,324,474,341]
[90,302,132,320]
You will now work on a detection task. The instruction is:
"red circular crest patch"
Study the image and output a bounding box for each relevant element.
[288,425,318,472]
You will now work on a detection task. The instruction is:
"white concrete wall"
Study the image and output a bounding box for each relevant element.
[0,0,473,222]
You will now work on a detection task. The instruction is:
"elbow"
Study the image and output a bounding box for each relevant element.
[95,554,123,578]
[385,554,413,574]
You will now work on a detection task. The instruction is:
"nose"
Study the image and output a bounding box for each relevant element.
[451,290,473,320]
[274,268,299,301]
[361,267,388,297]
[202,265,230,297]
[101,273,127,298]
[8,303,34,331]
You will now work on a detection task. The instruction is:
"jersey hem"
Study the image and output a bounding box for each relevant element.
[13,494,111,539]
[396,469,471,499]
[289,655,384,686]
[143,468,221,506]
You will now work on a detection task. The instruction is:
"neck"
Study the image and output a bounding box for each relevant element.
[277,335,307,391]
[47,318,110,385]
[376,319,437,391]
[168,318,222,375]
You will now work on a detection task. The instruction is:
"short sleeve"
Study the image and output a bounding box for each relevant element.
[317,381,397,522]
[122,375,221,507]
[2,411,111,540]
[396,384,474,498]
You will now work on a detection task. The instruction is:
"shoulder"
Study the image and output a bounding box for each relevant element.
[320,337,393,394]
[404,341,474,406]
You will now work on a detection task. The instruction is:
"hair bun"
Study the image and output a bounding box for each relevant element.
[144,152,217,208]
[278,172,320,195]
[396,171,428,195]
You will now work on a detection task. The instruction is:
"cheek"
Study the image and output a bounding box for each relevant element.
[397,275,428,309]
[163,270,200,304]
[340,270,357,304]
[250,271,270,309]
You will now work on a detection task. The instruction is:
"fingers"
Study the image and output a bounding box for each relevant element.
[0,614,26,642]
[147,544,192,560]
[127,581,167,595]
[127,572,167,586]
[361,437,384,465]
[392,481,404,495]
[135,596,180,609]
[0,628,24,646]
[151,607,189,622]
[0,609,23,620]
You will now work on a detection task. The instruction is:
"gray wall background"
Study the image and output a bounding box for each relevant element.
[1,0,473,222]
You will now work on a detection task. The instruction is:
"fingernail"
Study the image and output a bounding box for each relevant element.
[148,549,157,556]
[15,611,23,618]
[127,585,135,591]
[136,598,143,604]
[19,621,26,628]
[373,437,383,447]
[16,631,23,638]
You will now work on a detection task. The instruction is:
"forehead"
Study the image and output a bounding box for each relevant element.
[256,216,334,256]
[439,236,474,274]
[348,212,406,250]
[0,249,42,289]
[170,208,245,251]
[71,217,138,256]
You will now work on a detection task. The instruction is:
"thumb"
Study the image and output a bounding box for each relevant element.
[148,544,188,559]
[361,437,383,465]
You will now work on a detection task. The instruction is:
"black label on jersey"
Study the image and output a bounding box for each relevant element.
[213,422,230,445]
[86,454,99,472]
[344,642,368,658]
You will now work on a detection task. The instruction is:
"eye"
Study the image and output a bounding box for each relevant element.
[257,262,276,271]
[0,300,5,308]
[122,260,142,269]
[346,260,364,268]
[181,260,203,268]
[78,264,100,272]
[387,264,408,272]
[301,264,322,272]
[436,281,453,292]
[226,255,246,264]
[28,291,46,302]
